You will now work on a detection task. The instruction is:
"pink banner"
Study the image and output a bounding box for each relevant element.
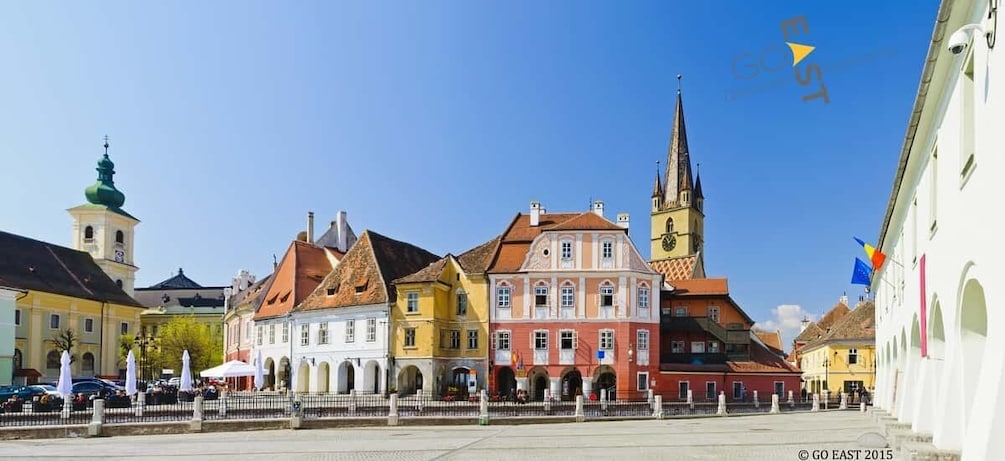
[920,254,927,357]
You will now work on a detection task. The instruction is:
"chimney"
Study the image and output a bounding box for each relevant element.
[307,211,315,244]
[840,292,848,306]
[592,200,604,217]
[800,316,810,333]
[336,210,349,252]
[530,201,542,226]
[616,212,629,233]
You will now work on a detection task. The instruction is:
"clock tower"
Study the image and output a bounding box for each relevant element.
[67,139,140,296]
[650,76,705,267]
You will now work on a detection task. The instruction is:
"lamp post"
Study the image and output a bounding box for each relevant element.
[133,335,159,383]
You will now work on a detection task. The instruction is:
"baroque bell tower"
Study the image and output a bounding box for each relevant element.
[67,137,140,296]
[650,76,705,266]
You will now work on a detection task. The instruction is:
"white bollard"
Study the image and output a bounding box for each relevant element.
[600,388,608,412]
[417,389,424,413]
[388,394,399,426]
[349,389,357,415]
[753,390,759,408]
[716,392,727,415]
[478,390,489,426]
[839,392,847,410]
[543,389,552,413]
[61,396,72,419]
[88,399,104,437]
[860,400,866,413]
[654,395,663,419]
[687,389,694,408]
[823,390,829,410]
[575,395,585,422]
[193,395,204,421]
[648,388,654,405]
[770,394,780,413]
[219,391,228,417]
[787,390,794,406]
[811,393,820,412]
[135,391,145,417]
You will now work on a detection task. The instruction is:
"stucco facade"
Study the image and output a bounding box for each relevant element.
[871,1,1004,459]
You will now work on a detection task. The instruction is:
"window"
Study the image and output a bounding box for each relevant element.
[848,348,858,365]
[269,324,276,344]
[599,329,614,350]
[560,241,573,260]
[637,372,650,391]
[691,341,705,353]
[600,285,614,307]
[601,241,613,259]
[707,306,720,323]
[496,331,511,351]
[560,286,574,308]
[638,287,650,310]
[534,286,549,307]
[774,381,785,396]
[120,322,129,335]
[467,329,478,349]
[961,51,976,180]
[705,382,717,400]
[637,330,649,351]
[115,230,124,244]
[679,381,690,399]
[497,286,511,308]
[15,309,21,326]
[457,292,468,315]
[116,279,123,289]
[245,321,251,340]
[84,318,94,333]
[46,350,60,369]
[346,320,355,343]
[665,218,673,233]
[534,330,548,350]
[449,330,461,349]
[366,318,376,342]
[404,328,416,347]
[560,330,576,350]
[670,340,685,353]
[708,341,720,353]
[49,314,60,329]
[300,324,309,346]
[318,323,329,344]
[930,148,938,232]
[257,326,263,346]
[674,306,687,317]
[282,322,289,343]
[84,226,94,240]
[407,292,419,313]
[733,382,744,399]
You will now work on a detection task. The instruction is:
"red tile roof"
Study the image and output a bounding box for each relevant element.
[659,340,801,374]
[754,329,784,352]
[488,211,628,274]
[253,240,334,321]
[650,255,698,282]
[671,277,728,295]
[547,212,626,232]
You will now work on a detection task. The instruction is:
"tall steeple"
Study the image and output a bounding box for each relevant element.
[663,74,694,207]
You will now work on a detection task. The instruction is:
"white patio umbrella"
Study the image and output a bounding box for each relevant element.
[56,350,73,398]
[199,360,256,378]
[179,350,194,392]
[125,350,138,396]
[254,349,264,391]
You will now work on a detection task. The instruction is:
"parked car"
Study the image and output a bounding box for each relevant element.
[18,384,61,400]
[0,385,21,402]
[70,380,121,399]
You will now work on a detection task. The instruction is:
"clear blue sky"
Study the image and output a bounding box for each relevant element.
[0,1,938,346]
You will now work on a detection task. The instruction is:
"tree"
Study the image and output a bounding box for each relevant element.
[51,328,78,364]
[147,315,223,377]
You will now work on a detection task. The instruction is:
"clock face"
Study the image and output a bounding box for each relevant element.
[114,249,125,263]
[661,234,676,251]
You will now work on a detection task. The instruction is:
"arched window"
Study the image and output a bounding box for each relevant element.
[82,352,95,374]
[116,279,123,289]
[665,218,674,234]
[46,350,60,369]
[115,230,124,244]
[84,226,94,240]
[12,349,22,370]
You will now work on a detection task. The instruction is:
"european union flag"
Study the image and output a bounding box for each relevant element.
[851,257,873,286]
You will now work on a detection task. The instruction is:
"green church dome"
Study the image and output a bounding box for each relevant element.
[84,142,126,209]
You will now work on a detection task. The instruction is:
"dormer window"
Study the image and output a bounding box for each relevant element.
[84,226,94,241]
[355,280,368,294]
[327,287,336,296]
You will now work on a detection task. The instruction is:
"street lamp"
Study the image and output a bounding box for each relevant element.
[133,335,159,383]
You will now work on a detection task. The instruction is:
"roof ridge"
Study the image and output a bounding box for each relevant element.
[45,245,95,297]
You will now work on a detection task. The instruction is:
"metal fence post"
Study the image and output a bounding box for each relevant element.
[388,394,399,426]
[478,390,489,426]
[575,395,585,422]
[770,394,780,414]
[716,391,726,415]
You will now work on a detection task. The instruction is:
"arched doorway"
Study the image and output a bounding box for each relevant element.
[363,360,380,394]
[496,367,516,398]
[595,365,616,401]
[527,367,549,401]
[317,362,331,393]
[296,361,310,392]
[959,278,987,434]
[81,352,95,377]
[278,357,291,390]
[560,368,583,401]
[265,358,276,389]
[397,366,423,395]
[337,361,356,393]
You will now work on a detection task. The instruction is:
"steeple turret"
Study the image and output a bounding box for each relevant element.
[84,138,126,209]
[664,75,694,207]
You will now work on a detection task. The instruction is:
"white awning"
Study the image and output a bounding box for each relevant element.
[199,360,257,378]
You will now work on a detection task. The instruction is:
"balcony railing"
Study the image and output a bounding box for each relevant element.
[661,316,750,345]
[660,352,729,365]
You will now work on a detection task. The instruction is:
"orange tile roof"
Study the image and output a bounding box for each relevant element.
[394,256,452,284]
[727,340,802,373]
[650,255,698,281]
[802,301,875,352]
[297,230,439,311]
[502,213,579,242]
[457,235,502,274]
[253,240,335,321]
[489,211,628,274]
[754,329,784,353]
[671,277,728,295]
[547,212,626,232]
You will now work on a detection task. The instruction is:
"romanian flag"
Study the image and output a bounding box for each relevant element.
[854,237,887,272]
[851,257,873,286]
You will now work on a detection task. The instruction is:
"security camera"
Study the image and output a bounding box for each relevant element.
[948,23,986,55]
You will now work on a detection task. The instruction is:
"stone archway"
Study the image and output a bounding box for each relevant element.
[527,367,549,401]
[337,361,356,393]
[364,360,381,394]
[397,365,424,395]
[278,357,291,391]
[317,362,331,393]
[496,367,516,398]
[958,278,987,436]
[560,368,583,401]
[296,360,310,393]
[594,365,617,400]
[265,358,276,389]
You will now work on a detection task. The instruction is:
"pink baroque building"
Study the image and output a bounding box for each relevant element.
[488,200,662,401]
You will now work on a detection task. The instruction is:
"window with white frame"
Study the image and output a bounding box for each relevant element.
[318,322,329,344]
[600,284,614,307]
[366,318,376,342]
[599,329,614,350]
[406,292,419,313]
[269,324,276,344]
[637,372,650,391]
[282,322,289,343]
[467,329,478,349]
[636,330,649,351]
[560,330,576,350]
[404,328,416,347]
[560,285,574,308]
[601,240,613,259]
[497,285,511,308]
[449,330,461,349]
[300,324,309,346]
[534,286,549,307]
[534,330,548,350]
[691,341,705,353]
[457,292,468,315]
[496,331,511,351]
[257,326,263,345]
[671,341,684,353]
[560,240,573,261]
[678,381,690,399]
[707,306,720,323]
[345,320,355,343]
[848,348,858,365]
[638,286,650,310]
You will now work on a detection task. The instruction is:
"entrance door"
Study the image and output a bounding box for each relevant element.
[678,381,689,400]
[533,376,547,401]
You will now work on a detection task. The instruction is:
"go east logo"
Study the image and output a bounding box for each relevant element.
[730,16,829,104]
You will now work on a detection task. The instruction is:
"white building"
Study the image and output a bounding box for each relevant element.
[871,1,1003,459]
[291,230,439,394]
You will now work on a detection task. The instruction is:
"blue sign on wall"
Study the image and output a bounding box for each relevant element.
[596,350,605,360]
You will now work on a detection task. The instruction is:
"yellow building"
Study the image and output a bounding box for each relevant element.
[134,268,226,341]
[799,300,877,396]
[391,236,499,398]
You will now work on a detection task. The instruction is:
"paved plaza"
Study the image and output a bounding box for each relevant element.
[0,412,900,461]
